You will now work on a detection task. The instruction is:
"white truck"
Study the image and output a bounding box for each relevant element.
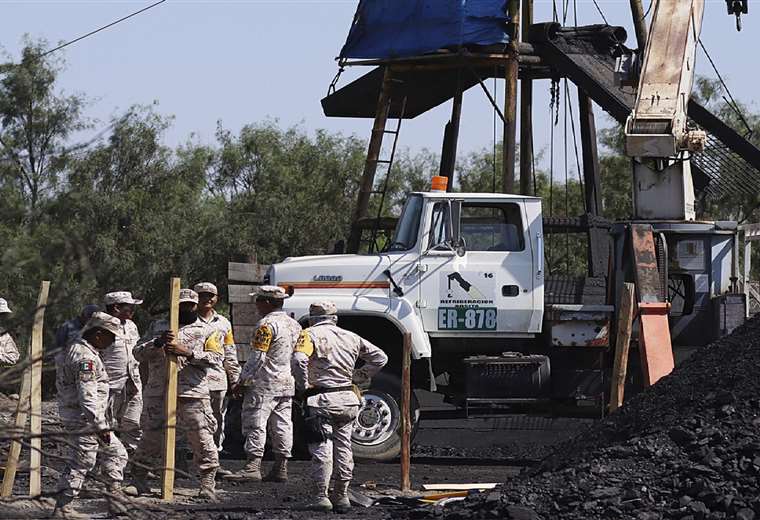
[267,186,615,460]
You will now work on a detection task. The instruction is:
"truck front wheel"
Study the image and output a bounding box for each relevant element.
[352,373,419,462]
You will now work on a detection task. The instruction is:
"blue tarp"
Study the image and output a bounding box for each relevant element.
[340,1,510,60]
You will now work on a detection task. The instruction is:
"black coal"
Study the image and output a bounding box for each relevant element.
[422,315,760,520]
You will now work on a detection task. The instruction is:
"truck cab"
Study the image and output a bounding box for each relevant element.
[270,190,545,360]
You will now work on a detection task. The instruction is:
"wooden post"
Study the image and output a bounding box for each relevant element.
[744,241,752,319]
[161,277,181,501]
[502,0,520,193]
[29,281,49,497]
[347,67,394,253]
[519,0,533,196]
[400,332,412,492]
[1,369,31,497]
[578,90,602,216]
[629,0,648,53]
[610,283,635,413]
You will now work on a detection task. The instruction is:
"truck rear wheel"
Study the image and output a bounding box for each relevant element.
[352,373,419,462]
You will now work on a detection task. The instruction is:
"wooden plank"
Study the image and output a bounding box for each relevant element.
[1,368,31,497]
[231,304,261,327]
[227,263,270,283]
[233,325,256,345]
[400,332,412,492]
[235,344,251,363]
[162,278,181,501]
[422,483,499,491]
[228,284,256,304]
[29,280,49,497]
[610,283,635,413]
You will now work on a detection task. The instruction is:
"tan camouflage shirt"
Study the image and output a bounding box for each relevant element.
[198,311,241,391]
[101,319,142,391]
[0,332,19,366]
[134,319,224,399]
[239,311,300,397]
[292,321,388,408]
[56,339,110,430]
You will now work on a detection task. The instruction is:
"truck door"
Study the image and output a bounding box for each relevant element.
[418,199,540,334]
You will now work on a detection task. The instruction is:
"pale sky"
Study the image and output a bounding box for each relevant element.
[0,0,757,173]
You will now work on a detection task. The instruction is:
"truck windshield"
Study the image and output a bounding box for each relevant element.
[388,195,423,251]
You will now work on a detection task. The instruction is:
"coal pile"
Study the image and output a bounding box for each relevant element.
[426,316,760,520]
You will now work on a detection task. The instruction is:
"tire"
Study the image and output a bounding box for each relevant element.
[352,372,420,462]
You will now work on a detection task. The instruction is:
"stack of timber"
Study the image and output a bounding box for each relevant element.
[227,262,269,362]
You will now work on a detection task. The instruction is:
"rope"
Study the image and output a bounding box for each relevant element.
[698,38,754,139]
[565,86,586,213]
[591,0,610,25]
[327,64,345,96]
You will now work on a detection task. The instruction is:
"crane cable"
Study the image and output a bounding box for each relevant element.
[697,38,754,139]
[40,0,167,58]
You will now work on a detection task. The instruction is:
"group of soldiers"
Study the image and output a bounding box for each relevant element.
[0,284,388,517]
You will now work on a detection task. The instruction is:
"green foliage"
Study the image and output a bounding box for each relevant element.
[2,40,760,350]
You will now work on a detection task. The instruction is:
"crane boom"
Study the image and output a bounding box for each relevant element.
[625,0,705,158]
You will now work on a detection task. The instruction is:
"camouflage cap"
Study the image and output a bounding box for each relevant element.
[82,311,121,336]
[193,282,218,296]
[179,289,199,304]
[104,291,143,306]
[0,298,12,314]
[309,301,338,317]
[251,285,290,300]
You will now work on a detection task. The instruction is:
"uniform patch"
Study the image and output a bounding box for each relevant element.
[79,360,94,372]
[204,331,224,354]
[294,331,314,357]
[253,325,273,353]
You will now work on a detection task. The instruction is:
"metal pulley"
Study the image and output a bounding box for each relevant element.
[726,0,749,31]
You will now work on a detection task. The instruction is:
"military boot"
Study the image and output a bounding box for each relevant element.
[303,483,333,512]
[52,494,89,519]
[198,469,218,501]
[228,457,262,481]
[215,466,233,479]
[263,457,288,482]
[122,468,152,497]
[106,482,129,516]
[331,480,352,514]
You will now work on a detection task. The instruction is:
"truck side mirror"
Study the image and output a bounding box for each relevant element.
[668,273,696,316]
[450,199,465,256]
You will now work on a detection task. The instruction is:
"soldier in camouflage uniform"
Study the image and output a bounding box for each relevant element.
[49,304,99,397]
[194,282,241,476]
[0,298,19,367]
[53,312,129,519]
[229,285,300,482]
[129,289,223,499]
[103,291,144,458]
[54,304,99,353]
[292,301,388,513]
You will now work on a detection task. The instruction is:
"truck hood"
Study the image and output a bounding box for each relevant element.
[272,254,391,290]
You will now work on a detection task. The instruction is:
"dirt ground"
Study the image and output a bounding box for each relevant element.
[0,394,592,519]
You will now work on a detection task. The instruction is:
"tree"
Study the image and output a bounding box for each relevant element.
[0,39,89,223]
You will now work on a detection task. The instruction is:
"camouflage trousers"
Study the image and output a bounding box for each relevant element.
[209,389,227,451]
[108,379,142,456]
[307,405,359,487]
[133,396,219,473]
[57,419,128,498]
[242,391,292,459]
